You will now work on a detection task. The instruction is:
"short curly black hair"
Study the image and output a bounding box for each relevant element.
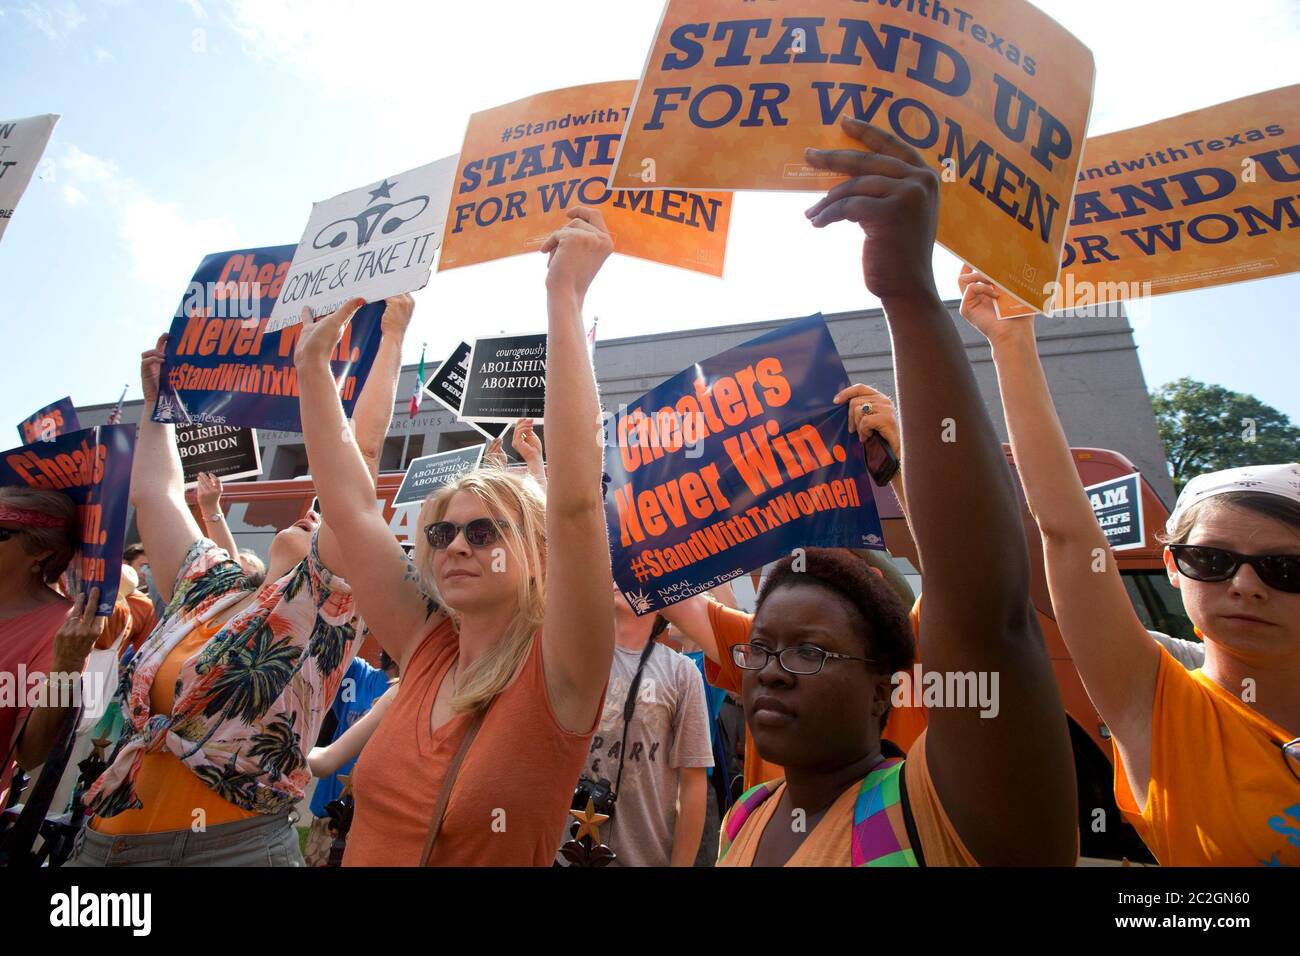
[756,547,914,675]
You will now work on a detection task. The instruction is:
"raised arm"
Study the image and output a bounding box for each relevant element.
[314,295,413,580]
[133,335,205,604]
[293,298,440,671]
[350,294,412,483]
[538,206,616,733]
[511,418,546,490]
[834,382,912,535]
[958,271,1158,768]
[659,594,723,664]
[805,118,1076,865]
[195,472,240,562]
[307,681,398,778]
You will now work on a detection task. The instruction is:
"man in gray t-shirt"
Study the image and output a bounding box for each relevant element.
[572,590,714,867]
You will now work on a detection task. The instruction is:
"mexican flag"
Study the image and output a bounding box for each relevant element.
[408,345,425,419]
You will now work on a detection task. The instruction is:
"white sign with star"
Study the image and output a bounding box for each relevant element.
[266,154,457,331]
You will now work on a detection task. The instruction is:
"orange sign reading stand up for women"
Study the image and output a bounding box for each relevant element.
[988,84,1300,318]
[610,0,1095,311]
[438,80,732,276]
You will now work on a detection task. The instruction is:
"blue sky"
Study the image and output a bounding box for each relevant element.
[2,0,1298,435]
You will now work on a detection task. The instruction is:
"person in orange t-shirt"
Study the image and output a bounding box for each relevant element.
[961,262,1300,866]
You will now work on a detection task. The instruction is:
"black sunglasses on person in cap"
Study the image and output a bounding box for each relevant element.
[1168,544,1300,594]
[424,517,509,550]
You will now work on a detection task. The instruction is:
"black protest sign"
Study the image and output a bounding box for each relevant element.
[460,333,547,423]
[177,423,262,487]
[1085,473,1145,551]
[424,341,506,440]
[393,444,486,508]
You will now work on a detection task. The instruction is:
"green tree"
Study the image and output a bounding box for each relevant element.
[1151,378,1300,492]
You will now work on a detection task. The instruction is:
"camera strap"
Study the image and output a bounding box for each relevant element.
[612,631,659,799]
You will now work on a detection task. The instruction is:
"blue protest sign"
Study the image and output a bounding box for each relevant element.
[0,425,137,615]
[603,314,882,614]
[18,396,80,444]
[152,244,386,433]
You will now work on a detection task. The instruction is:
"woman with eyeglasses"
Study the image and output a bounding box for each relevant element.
[700,120,1080,867]
[293,206,615,866]
[959,268,1300,866]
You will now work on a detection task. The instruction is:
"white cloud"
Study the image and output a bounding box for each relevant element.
[20,1,86,40]
[180,0,208,19]
[93,45,114,63]
[62,143,118,185]
[58,144,242,295]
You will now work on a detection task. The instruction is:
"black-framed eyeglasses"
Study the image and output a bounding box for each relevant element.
[424,517,508,550]
[1168,544,1300,594]
[1274,737,1300,784]
[731,642,875,676]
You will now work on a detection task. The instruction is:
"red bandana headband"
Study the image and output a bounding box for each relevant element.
[0,503,72,529]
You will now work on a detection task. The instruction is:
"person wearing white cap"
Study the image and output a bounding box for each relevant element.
[959,268,1299,867]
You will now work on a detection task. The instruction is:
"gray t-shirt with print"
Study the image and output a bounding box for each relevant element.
[578,641,714,867]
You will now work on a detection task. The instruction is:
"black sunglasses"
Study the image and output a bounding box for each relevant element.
[1168,544,1300,594]
[424,518,508,550]
[0,528,23,543]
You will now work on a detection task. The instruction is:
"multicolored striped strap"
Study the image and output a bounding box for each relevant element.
[717,780,780,862]
[716,758,920,867]
[851,757,919,867]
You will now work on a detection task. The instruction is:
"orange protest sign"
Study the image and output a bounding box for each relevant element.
[1056,85,1300,312]
[610,0,1094,309]
[969,85,1300,318]
[439,80,732,276]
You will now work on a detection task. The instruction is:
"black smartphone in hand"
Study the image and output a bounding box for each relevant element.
[864,432,900,487]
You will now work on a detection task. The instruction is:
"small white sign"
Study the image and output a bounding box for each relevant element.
[0,113,59,243]
[267,155,456,331]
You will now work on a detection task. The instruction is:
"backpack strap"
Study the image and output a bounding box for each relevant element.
[850,757,921,867]
[717,779,781,863]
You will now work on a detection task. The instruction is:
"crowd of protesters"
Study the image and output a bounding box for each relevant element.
[1,121,1296,868]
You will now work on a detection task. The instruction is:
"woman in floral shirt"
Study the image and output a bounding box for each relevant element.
[66,295,414,867]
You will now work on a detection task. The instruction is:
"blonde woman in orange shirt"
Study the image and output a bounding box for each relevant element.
[960,269,1300,866]
[294,207,615,866]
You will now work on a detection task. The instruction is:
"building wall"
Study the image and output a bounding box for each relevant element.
[75,300,1175,549]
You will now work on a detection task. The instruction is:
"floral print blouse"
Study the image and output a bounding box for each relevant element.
[84,535,360,818]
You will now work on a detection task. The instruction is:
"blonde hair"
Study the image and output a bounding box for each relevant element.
[414,467,547,714]
[0,486,78,583]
